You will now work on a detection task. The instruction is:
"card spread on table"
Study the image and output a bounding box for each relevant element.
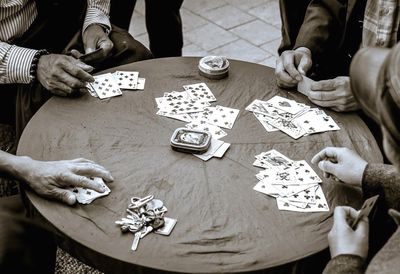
[206,105,240,129]
[90,73,122,99]
[183,82,217,102]
[252,149,329,213]
[246,95,340,139]
[113,71,139,90]
[67,177,111,204]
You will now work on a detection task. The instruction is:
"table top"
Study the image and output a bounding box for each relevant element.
[18,57,383,273]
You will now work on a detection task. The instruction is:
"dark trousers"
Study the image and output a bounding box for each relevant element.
[110,0,184,57]
[0,0,152,142]
[0,196,56,274]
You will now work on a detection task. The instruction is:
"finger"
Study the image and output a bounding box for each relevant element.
[318,160,338,175]
[70,49,83,59]
[51,188,76,205]
[62,61,94,82]
[62,173,106,193]
[311,147,339,164]
[298,55,312,75]
[275,61,297,87]
[57,72,88,89]
[308,97,338,108]
[49,89,69,97]
[282,53,302,81]
[75,61,94,73]
[311,79,336,91]
[73,163,114,182]
[323,171,330,178]
[355,215,369,235]
[51,81,74,95]
[334,206,356,227]
[71,158,95,164]
[308,90,339,101]
[98,38,113,56]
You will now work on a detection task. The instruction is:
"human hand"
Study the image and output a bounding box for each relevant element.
[308,76,360,112]
[82,24,113,59]
[16,157,114,205]
[328,206,369,259]
[37,54,94,96]
[311,147,368,187]
[275,47,312,88]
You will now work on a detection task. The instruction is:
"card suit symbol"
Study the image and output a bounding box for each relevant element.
[222,115,226,118]
[204,127,209,131]
[213,119,218,123]
[86,190,92,195]
[284,202,290,207]
[261,185,265,189]
[305,189,310,194]
[316,195,321,200]
[293,194,298,198]
[323,117,329,121]
[105,79,109,82]
[304,120,309,124]
[298,178,304,181]
[318,204,324,208]
[105,88,110,92]
[282,185,288,189]
[279,101,291,108]
[305,204,311,208]
[73,189,78,193]
[230,110,234,114]
[119,77,123,81]
[329,125,334,128]
[305,195,310,200]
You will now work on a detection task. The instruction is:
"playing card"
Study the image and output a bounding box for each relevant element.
[186,120,227,140]
[294,109,340,135]
[293,160,322,185]
[253,113,279,132]
[297,75,315,96]
[163,91,192,101]
[266,117,306,139]
[351,195,379,229]
[193,138,225,161]
[86,83,98,98]
[154,217,177,236]
[253,179,281,198]
[136,78,146,90]
[277,185,329,212]
[267,95,307,115]
[160,98,210,114]
[277,198,308,209]
[245,99,269,115]
[183,83,217,102]
[91,73,123,99]
[206,105,240,129]
[113,71,139,90]
[68,177,111,204]
[156,110,192,122]
[213,142,230,158]
[255,149,295,171]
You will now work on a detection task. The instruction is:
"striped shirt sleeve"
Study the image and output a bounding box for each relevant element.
[0,42,37,84]
[83,0,112,34]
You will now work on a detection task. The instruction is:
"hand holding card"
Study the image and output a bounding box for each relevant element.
[351,195,379,229]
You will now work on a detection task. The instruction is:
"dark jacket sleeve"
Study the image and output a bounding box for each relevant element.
[323,254,365,274]
[293,0,347,60]
[362,164,400,211]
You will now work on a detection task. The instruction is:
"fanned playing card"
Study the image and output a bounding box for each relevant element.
[206,105,240,129]
[113,71,139,90]
[185,120,227,140]
[67,177,111,204]
[183,83,217,102]
[136,78,146,90]
[294,108,340,135]
[266,117,306,139]
[254,113,279,132]
[254,149,295,171]
[91,73,122,99]
[267,96,307,115]
[156,110,192,122]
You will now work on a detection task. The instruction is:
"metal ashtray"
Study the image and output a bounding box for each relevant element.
[198,56,229,80]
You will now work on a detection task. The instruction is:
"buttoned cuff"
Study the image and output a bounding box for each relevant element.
[6,45,38,84]
[83,7,112,35]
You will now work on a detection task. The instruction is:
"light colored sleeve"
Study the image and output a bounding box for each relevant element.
[0,42,37,84]
[83,0,112,34]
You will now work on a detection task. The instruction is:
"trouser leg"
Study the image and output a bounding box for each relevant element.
[145,0,184,57]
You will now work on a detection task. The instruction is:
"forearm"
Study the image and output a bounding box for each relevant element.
[84,0,111,33]
[0,151,31,181]
[323,254,365,274]
[362,164,400,210]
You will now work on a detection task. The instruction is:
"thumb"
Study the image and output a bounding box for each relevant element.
[318,160,337,175]
[53,189,77,205]
[298,55,312,75]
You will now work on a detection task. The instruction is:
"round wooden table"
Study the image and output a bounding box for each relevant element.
[18,57,383,273]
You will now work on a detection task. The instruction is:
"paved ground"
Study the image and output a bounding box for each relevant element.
[129,0,281,68]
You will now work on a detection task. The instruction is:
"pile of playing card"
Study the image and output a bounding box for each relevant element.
[67,177,111,204]
[156,82,240,160]
[252,149,329,212]
[86,71,146,99]
[246,95,340,139]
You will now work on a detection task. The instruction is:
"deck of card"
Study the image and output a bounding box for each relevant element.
[156,82,239,160]
[67,177,111,204]
[246,95,340,139]
[86,70,146,99]
[253,149,329,212]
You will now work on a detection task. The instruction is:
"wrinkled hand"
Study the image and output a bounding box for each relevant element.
[37,54,94,96]
[275,47,312,88]
[308,76,360,112]
[17,157,114,205]
[328,206,369,259]
[311,147,368,187]
[82,24,113,58]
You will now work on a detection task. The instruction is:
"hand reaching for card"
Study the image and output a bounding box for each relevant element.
[15,157,113,205]
[275,47,313,88]
[311,147,368,187]
[328,206,369,259]
[307,76,360,112]
[37,54,94,96]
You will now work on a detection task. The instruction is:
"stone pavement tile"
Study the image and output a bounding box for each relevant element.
[185,23,238,51]
[259,55,277,68]
[211,39,271,63]
[182,43,210,57]
[229,0,274,11]
[182,0,227,12]
[129,11,147,37]
[230,20,280,46]
[248,1,282,27]
[181,8,209,32]
[260,38,281,56]
[199,4,255,29]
